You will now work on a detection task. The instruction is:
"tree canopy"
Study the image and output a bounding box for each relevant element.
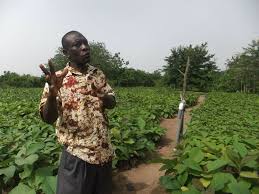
[215,40,259,93]
[163,42,218,91]
[0,71,44,88]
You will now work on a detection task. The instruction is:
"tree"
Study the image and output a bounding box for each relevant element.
[51,47,69,71]
[0,71,44,88]
[216,40,259,93]
[119,68,155,87]
[163,43,218,91]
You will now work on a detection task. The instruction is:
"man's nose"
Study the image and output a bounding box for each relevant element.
[81,43,89,51]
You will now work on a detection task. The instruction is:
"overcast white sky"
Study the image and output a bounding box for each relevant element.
[0,0,258,76]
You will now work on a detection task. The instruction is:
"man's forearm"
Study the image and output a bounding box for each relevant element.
[42,94,59,124]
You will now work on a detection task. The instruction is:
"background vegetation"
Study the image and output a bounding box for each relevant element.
[1,39,258,93]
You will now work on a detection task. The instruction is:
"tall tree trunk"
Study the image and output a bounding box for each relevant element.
[182,57,190,100]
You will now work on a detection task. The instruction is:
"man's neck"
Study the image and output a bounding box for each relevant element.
[69,62,89,73]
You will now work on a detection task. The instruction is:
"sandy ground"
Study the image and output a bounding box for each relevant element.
[112,96,205,194]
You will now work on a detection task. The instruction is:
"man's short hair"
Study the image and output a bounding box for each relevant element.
[62,31,82,49]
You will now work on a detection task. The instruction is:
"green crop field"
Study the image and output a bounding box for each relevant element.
[0,87,197,194]
[160,93,259,194]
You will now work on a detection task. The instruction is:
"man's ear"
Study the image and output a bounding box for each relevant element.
[63,49,68,56]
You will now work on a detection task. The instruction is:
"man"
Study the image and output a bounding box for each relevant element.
[39,31,116,194]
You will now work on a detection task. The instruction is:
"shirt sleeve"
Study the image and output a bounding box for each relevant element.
[93,69,115,97]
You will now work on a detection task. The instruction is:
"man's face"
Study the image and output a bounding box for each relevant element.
[63,33,90,65]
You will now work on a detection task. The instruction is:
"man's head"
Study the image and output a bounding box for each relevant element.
[62,31,90,65]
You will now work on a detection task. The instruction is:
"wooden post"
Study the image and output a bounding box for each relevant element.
[181,57,190,100]
[176,57,190,144]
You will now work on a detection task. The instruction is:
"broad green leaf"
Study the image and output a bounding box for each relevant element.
[174,164,187,174]
[16,147,26,158]
[9,183,36,194]
[204,153,218,160]
[177,172,188,186]
[203,141,220,153]
[41,176,57,194]
[15,154,39,166]
[241,155,258,169]
[242,138,257,147]
[233,141,248,158]
[35,166,55,177]
[240,171,259,179]
[201,173,213,178]
[26,142,45,155]
[206,159,228,172]
[111,128,120,139]
[183,159,203,172]
[228,181,250,194]
[181,186,189,191]
[226,147,241,165]
[19,165,33,179]
[242,160,257,168]
[210,172,236,191]
[159,176,181,190]
[189,147,204,163]
[183,186,201,194]
[124,139,135,144]
[137,117,146,129]
[199,178,210,188]
[251,186,259,194]
[0,165,16,181]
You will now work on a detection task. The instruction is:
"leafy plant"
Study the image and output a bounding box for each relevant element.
[159,92,259,194]
[0,87,198,193]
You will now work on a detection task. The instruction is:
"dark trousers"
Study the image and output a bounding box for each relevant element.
[56,148,112,194]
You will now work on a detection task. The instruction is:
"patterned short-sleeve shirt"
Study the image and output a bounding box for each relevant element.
[39,63,115,164]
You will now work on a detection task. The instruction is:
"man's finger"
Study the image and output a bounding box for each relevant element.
[45,75,51,85]
[48,59,56,75]
[39,64,50,75]
[60,68,68,79]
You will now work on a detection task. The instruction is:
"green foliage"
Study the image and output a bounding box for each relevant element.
[0,71,45,88]
[159,92,259,194]
[215,40,259,93]
[109,88,197,166]
[163,42,218,91]
[118,68,157,87]
[0,87,198,193]
[89,42,128,84]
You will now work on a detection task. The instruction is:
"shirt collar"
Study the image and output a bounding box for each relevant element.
[66,62,90,75]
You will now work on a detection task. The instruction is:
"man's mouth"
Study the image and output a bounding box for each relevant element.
[80,53,90,59]
[82,52,90,57]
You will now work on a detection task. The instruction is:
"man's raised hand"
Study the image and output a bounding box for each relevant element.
[39,59,68,96]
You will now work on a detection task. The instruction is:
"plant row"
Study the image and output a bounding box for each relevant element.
[0,87,198,194]
[160,92,259,194]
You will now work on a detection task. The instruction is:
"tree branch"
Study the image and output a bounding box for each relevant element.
[177,69,185,76]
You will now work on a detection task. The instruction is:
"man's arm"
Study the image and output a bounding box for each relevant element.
[39,60,68,124]
[41,92,59,124]
[93,68,116,109]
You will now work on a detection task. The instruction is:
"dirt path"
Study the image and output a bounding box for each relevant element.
[112,96,205,194]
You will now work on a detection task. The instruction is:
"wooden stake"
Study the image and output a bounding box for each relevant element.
[182,57,190,100]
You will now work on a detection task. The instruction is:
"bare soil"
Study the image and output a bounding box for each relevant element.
[112,95,205,194]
